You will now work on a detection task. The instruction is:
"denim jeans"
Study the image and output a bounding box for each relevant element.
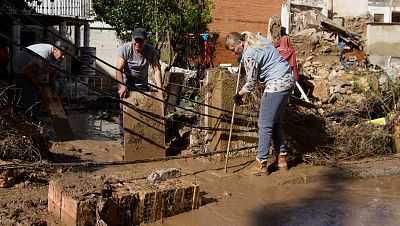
[257,88,292,163]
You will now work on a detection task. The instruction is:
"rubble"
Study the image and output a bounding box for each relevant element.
[147,168,182,183]
[0,86,49,162]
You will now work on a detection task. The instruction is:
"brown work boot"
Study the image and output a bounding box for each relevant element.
[270,155,288,171]
[248,159,269,176]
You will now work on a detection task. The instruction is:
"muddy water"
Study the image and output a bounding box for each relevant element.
[149,175,400,226]
[44,111,120,140]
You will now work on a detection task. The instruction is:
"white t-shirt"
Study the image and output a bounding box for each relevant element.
[12,43,57,74]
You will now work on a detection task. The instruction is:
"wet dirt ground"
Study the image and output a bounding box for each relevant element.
[1,111,400,225]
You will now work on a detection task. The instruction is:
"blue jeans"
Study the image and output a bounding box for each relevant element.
[257,88,292,163]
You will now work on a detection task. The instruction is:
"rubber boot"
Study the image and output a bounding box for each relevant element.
[270,154,288,171]
[248,159,269,176]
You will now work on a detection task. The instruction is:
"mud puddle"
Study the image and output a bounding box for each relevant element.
[42,110,120,141]
[148,174,400,226]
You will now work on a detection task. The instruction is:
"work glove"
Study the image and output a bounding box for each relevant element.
[233,93,242,105]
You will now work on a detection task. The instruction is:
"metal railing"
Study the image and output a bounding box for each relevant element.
[24,0,91,20]
[61,75,104,100]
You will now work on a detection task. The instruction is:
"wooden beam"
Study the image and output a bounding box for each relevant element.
[40,85,74,141]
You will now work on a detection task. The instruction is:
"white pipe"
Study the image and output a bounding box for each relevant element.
[296,81,310,103]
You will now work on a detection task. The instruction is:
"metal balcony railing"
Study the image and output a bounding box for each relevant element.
[24,0,91,20]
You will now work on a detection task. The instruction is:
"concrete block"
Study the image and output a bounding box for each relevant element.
[205,70,258,154]
[123,91,166,160]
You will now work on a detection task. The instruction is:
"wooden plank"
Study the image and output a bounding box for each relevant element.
[40,85,74,141]
[123,91,165,160]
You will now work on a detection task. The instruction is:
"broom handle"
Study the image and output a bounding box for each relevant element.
[224,62,242,173]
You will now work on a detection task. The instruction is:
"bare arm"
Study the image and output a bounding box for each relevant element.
[151,60,164,96]
[116,56,127,98]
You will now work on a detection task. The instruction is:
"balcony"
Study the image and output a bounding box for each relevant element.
[24,0,91,20]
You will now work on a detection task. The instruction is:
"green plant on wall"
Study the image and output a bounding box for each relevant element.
[92,0,215,68]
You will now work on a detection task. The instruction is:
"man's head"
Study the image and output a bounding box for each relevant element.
[131,28,147,53]
[53,40,68,61]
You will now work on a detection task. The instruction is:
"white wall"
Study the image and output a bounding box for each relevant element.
[89,23,124,78]
[67,22,123,78]
[291,0,327,8]
[366,23,400,65]
[332,0,368,17]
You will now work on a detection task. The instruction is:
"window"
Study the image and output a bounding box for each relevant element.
[374,13,384,22]
[392,12,400,22]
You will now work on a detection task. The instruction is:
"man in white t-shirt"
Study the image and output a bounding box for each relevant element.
[12,41,68,119]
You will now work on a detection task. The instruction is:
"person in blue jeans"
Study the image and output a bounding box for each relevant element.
[225,31,295,175]
[115,28,164,146]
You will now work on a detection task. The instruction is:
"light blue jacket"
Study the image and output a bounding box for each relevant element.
[241,35,291,86]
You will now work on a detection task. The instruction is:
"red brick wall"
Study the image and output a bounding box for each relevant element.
[209,0,283,65]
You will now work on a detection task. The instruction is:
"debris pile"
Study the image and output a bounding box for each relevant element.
[0,86,49,162]
[279,6,397,164]
[282,5,372,105]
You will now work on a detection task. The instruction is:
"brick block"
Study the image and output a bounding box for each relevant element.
[48,180,62,219]
[136,190,160,223]
[60,194,96,226]
[101,192,139,226]
[209,0,282,64]
[60,194,79,225]
[49,178,200,226]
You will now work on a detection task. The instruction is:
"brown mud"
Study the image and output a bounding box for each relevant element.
[1,136,400,225]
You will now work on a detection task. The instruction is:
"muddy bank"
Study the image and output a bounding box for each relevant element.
[2,153,400,225]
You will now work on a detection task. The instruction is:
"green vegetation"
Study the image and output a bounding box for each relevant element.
[92,0,215,68]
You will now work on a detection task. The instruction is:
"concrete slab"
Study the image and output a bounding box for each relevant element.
[123,91,166,160]
[205,70,258,153]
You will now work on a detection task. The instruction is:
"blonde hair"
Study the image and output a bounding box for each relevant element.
[225,31,269,50]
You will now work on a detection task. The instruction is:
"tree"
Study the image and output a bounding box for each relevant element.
[92,0,215,68]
